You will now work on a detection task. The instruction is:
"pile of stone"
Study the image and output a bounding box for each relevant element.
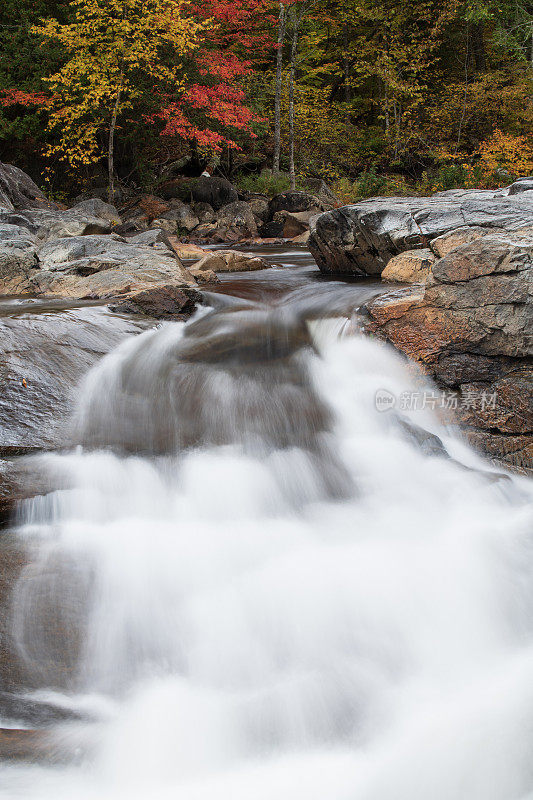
[118,177,337,243]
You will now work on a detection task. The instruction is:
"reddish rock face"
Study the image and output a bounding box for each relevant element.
[366,232,533,473]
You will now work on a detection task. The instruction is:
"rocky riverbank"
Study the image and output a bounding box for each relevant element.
[0,162,332,316]
[309,181,533,472]
[0,158,531,520]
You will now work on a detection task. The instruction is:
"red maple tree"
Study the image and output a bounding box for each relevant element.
[153,0,275,152]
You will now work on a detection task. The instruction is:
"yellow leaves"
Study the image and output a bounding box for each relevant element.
[477,129,533,183]
[33,0,202,172]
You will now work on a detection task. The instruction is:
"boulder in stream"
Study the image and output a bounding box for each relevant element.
[192,249,268,273]
[309,186,533,277]
[0,306,151,457]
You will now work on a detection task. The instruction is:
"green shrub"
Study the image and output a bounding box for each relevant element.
[331,172,413,203]
[355,169,387,198]
[236,170,291,197]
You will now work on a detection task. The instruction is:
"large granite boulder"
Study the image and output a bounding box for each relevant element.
[152,200,200,233]
[33,234,197,300]
[192,202,215,224]
[212,201,257,241]
[69,198,121,225]
[109,283,202,319]
[0,224,38,293]
[302,179,339,209]
[0,307,149,458]
[309,186,533,276]
[365,232,533,472]
[0,231,199,302]
[247,196,270,225]
[505,177,533,196]
[0,162,56,211]
[381,248,436,284]
[273,209,319,239]
[0,208,113,242]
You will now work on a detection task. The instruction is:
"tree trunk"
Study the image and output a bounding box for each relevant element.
[273,1,287,174]
[471,23,486,71]
[343,26,351,123]
[288,19,300,190]
[384,83,390,134]
[108,80,122,204]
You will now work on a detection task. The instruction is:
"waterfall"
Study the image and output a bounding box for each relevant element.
[3,296,533,800]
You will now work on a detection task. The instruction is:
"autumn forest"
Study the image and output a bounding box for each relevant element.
[1,0,532,201]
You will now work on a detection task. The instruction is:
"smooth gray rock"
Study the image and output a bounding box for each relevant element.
[0,225,38,292]
[0,162,56,211]
[125,229,169,246]
[309,187,533,276]
[154,200,199,233]
[0,229,197,300]
[36,233,191,277]
[0,307,149,456]
[508,178,533,195]
[0,209,112,243]
[69,198,121,224]
[213,201,257,241]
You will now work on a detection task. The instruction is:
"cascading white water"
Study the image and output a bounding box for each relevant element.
[3,297,533,800]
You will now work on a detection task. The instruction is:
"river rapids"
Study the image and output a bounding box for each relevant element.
[1,247,533,800]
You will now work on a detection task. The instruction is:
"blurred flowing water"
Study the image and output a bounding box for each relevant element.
[2,247,533,800]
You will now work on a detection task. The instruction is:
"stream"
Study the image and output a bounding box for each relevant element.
[1,245,533,799]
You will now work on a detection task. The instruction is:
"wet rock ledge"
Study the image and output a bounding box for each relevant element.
[309,183,533,472]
